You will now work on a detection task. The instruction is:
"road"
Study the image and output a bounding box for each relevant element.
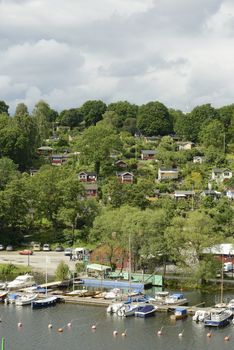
[0,251,77,274]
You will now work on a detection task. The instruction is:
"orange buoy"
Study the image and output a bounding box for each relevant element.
[58,328,63,333]
[48,323,53,329]
[224,336,230,341]
[113,330,118,336]
[18,322,22,328]
[207,332,212,338]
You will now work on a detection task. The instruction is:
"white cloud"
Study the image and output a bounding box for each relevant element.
[0,0,233,113]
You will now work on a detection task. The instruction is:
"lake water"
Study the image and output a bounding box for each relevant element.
[1,290,234,350]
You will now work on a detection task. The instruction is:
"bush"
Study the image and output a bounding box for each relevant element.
[55,261,69,281]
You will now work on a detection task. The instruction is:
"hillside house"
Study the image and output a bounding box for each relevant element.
[78,172,97,183]
[226,189,234,200]
[174,190,195,199]
[141,150,157,160]
[51,154,68,166]
[29,169,38,176]
[117,172,134,184]
[211,168,233,182]
[83,183,98,198]
[158,168,179,181]
[200,190,222,199]
[115,160,128,169]
[177,141,195,151]
[37,146,53,156]
[193,156,205,164]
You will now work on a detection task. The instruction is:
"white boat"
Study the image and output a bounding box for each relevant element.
[7,274,36,290]
[204,308,232,327]
[15,293,38,306]
[107,302,124,313]
[227,299,234,313]
[104,288,121,300]
[192,309,211,322]
[154,291,170,303]
[164,293,188,305]
[117,303,141,317]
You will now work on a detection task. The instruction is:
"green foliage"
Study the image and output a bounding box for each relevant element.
[80,100,107,127]
[0,100,9,115]
[55,260,70,281]
[59,108,83,128]
[137,101,172,136]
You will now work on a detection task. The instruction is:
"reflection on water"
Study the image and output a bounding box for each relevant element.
[0,290,234,350]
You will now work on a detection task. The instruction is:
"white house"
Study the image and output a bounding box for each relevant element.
[211,168,233,182]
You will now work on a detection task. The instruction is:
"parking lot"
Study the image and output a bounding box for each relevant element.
[0,251,77,274]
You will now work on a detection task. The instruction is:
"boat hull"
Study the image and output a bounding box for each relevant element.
[31,296,57,309]
[204,318,230,327]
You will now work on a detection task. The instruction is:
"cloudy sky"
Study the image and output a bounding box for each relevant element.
[0,0,234,114]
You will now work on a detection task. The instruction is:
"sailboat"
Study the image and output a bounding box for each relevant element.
[31,257,58,309]
[215,255,226,308]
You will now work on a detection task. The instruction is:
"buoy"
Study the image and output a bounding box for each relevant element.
[58,328,63,333]
[121,330,127,337]
[207,332,212,338]
[113,330,118,336]
[48,323,53,329]
[91,324,96,330]
[157,327,163,336]
[224,336,230,341]
[18,322,22,328]
[178,330,184,337]
[67,322,72,328]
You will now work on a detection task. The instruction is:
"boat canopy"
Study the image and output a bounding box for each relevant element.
[171,293,184,299]
[86,264,111,272]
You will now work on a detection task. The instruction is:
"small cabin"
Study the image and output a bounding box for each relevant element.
[117,172,134,184]
[158,168,179,181]
[83,183,98,197]
[78,172,97,183]
[141,150,157,160]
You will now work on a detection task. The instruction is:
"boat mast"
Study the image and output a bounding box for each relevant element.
[221,254,224,304]
[129,233,131,291]
[45,256,48,297]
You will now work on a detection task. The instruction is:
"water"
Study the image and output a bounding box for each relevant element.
[1,290,234,350]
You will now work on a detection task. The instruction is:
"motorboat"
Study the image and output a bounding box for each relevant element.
[117,303,141,317]
[192,310,211,322]
[0,290,8,302]
[135,304,157,317]
[5,292,21,304]
[15,293,38,306]
[7,274,36,290]
[164,293,188,305]
[170,307,188,320]
[31,296,58,309]
[107,302,124,314]
[104,288,121,300]
[154,291,170,303]
[227,299,234,313]
[204,308,233,327]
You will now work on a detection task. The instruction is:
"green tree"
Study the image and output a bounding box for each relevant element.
[0,100,9,115]
[59,108,83,128]
[0,157,19,190]
[80,100,107,127]
[137,101,172,136]
[77,124,122,174]
[199,119,224,149]
[55,260,69,281]
[32,100,58,140]
[107,101,138,128]
[15,103,29,117]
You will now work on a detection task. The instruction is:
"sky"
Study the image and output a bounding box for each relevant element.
[0,0,234,114]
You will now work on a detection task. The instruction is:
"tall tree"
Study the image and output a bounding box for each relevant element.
[15,103,29,117]
[0,100,9,115]
[80,100,107,127]
[137,101,172,136]
[59,108,83,128]
[32,100,58,141]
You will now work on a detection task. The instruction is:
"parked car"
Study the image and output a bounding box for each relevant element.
[6,245,14,251]
[54,245,64,252]
[64,248,73,256]
[0,244,4,250]
[42,244,51,251]
[19,249,33,255]
[33,243,41,251]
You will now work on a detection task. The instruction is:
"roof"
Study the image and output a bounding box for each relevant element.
[159,168,178,172]
[141,150,157,154]
[174,191,195,196]
[117,172,134,176]
[37,146,53,151]
[79,171,97,176]
[86,263,111,271]
[203,244,234,255]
